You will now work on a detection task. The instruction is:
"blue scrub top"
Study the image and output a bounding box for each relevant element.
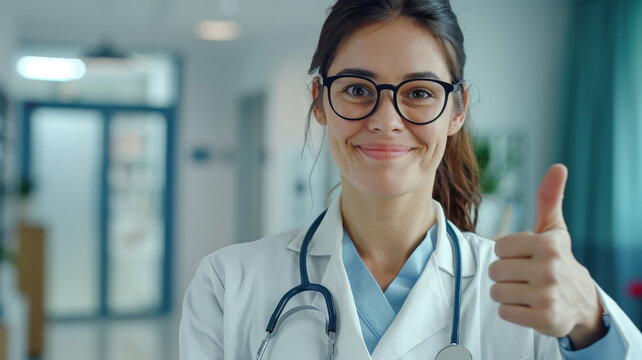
[341,223,437,353]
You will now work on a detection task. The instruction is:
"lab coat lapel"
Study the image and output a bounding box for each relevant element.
[371,200,473,359]
[311,249,372,360]
[287,195,371,360]
[371,256,451,359]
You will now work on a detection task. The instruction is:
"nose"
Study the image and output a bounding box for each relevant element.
[366,89,404,133]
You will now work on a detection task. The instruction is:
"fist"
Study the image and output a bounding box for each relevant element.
[488,164,606,348]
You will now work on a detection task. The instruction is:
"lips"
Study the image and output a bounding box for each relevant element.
[356,143,414,160]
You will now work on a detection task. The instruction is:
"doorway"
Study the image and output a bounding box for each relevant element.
[20,101,176,319]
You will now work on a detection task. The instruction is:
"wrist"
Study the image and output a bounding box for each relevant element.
[568,301,607,349]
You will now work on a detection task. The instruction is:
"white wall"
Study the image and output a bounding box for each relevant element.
[174,47,240,307]
[173,28,330,310]
[0,9,16,84]
[234,36,334,237]
[453,0,572,231]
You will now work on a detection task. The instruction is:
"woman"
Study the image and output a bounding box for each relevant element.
[179,0,642,359]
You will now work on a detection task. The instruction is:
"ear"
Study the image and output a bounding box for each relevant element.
[447,84,469,136]
[311,77,327,126]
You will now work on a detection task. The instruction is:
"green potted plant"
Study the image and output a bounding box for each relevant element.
[473,133,523,238]
[473,137,502,195]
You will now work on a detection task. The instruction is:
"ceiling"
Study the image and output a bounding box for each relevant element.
[8,0,335,51]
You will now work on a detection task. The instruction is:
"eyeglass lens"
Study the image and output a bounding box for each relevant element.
[328,77,447,124]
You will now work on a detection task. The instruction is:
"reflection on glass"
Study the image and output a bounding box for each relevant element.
[31,108,102,316]
[107,112,166,313]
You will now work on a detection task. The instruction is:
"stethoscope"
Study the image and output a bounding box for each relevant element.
[257,210,473,360]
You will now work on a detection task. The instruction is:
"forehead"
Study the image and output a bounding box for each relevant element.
[327,17,451,82]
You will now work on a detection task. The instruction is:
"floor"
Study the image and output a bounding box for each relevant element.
[40,315,178,360]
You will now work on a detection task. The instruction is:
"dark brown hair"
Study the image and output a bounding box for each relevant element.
[306,0,481,232]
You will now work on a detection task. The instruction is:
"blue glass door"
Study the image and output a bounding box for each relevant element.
[22,102,174,319]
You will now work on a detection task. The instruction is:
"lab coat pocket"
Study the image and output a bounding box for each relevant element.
[261,306,331,360]
[518,352,534,360]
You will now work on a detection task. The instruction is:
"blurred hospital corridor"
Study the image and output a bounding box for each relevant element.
[1,0,641,359]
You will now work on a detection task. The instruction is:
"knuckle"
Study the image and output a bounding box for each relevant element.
[539,236,558,257]
[538,266,553,284]
[538,291,555,309]
[538,260,560,285]
[540,233,568,258]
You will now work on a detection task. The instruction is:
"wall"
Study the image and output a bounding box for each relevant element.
[173,26,331,311]
[453,0,573,231]
[0,9,16,84]
[0,4,17,250]
[174,47,240,308]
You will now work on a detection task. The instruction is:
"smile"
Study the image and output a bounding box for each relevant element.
[356,144,414,160]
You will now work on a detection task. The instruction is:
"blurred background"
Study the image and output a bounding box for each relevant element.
[0,0,640,359]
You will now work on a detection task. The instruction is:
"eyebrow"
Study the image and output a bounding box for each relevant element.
[334,67,443,81]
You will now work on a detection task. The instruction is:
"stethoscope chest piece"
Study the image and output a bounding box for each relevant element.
[434,344,473,360]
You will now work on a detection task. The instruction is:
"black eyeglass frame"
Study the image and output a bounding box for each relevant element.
[320,74,462,125]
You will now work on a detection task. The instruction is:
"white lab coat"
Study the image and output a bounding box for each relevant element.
[179,195,642,360]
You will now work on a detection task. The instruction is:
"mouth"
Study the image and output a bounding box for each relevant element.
[356,143,414,160]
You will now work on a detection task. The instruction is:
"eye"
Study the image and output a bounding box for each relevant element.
[345,85,374,97]
[408,89,434,99]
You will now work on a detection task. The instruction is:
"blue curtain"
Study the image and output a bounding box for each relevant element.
[560,0,642,328]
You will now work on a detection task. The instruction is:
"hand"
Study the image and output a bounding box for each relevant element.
[488,164,607,349]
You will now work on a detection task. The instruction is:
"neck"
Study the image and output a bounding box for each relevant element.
[340,179,436,289]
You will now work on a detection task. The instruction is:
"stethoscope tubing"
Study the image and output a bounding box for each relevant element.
[446,221,463,345]
[266,209,337,335]
[262,209,466,358]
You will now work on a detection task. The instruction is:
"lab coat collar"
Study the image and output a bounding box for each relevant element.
[284,196,371,359]
[286,195,477,278]
[286,194,344,256]
[313,245,373,360]
[432,199,477,278]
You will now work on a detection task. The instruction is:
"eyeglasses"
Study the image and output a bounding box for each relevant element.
[320,75,462,125]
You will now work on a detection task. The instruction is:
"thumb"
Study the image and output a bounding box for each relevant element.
[534,163,569,233]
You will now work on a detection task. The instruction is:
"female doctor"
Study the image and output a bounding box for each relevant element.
[179,0,642,359]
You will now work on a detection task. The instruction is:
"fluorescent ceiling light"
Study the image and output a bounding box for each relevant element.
[195,20,241,41]
[16,56,86,82]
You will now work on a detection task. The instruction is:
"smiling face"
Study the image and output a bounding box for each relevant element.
[312,17,468,199]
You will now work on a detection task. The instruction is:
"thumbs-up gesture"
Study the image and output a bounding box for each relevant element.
[489,164,607,349]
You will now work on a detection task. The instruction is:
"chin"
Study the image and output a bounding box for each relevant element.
[358,179,417,199]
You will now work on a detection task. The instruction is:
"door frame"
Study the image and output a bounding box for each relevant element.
[20,101,177,320]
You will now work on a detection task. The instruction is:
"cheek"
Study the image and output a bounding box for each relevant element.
[326,113,361,148]
[416,120,450,148]
[412,122,451,170]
